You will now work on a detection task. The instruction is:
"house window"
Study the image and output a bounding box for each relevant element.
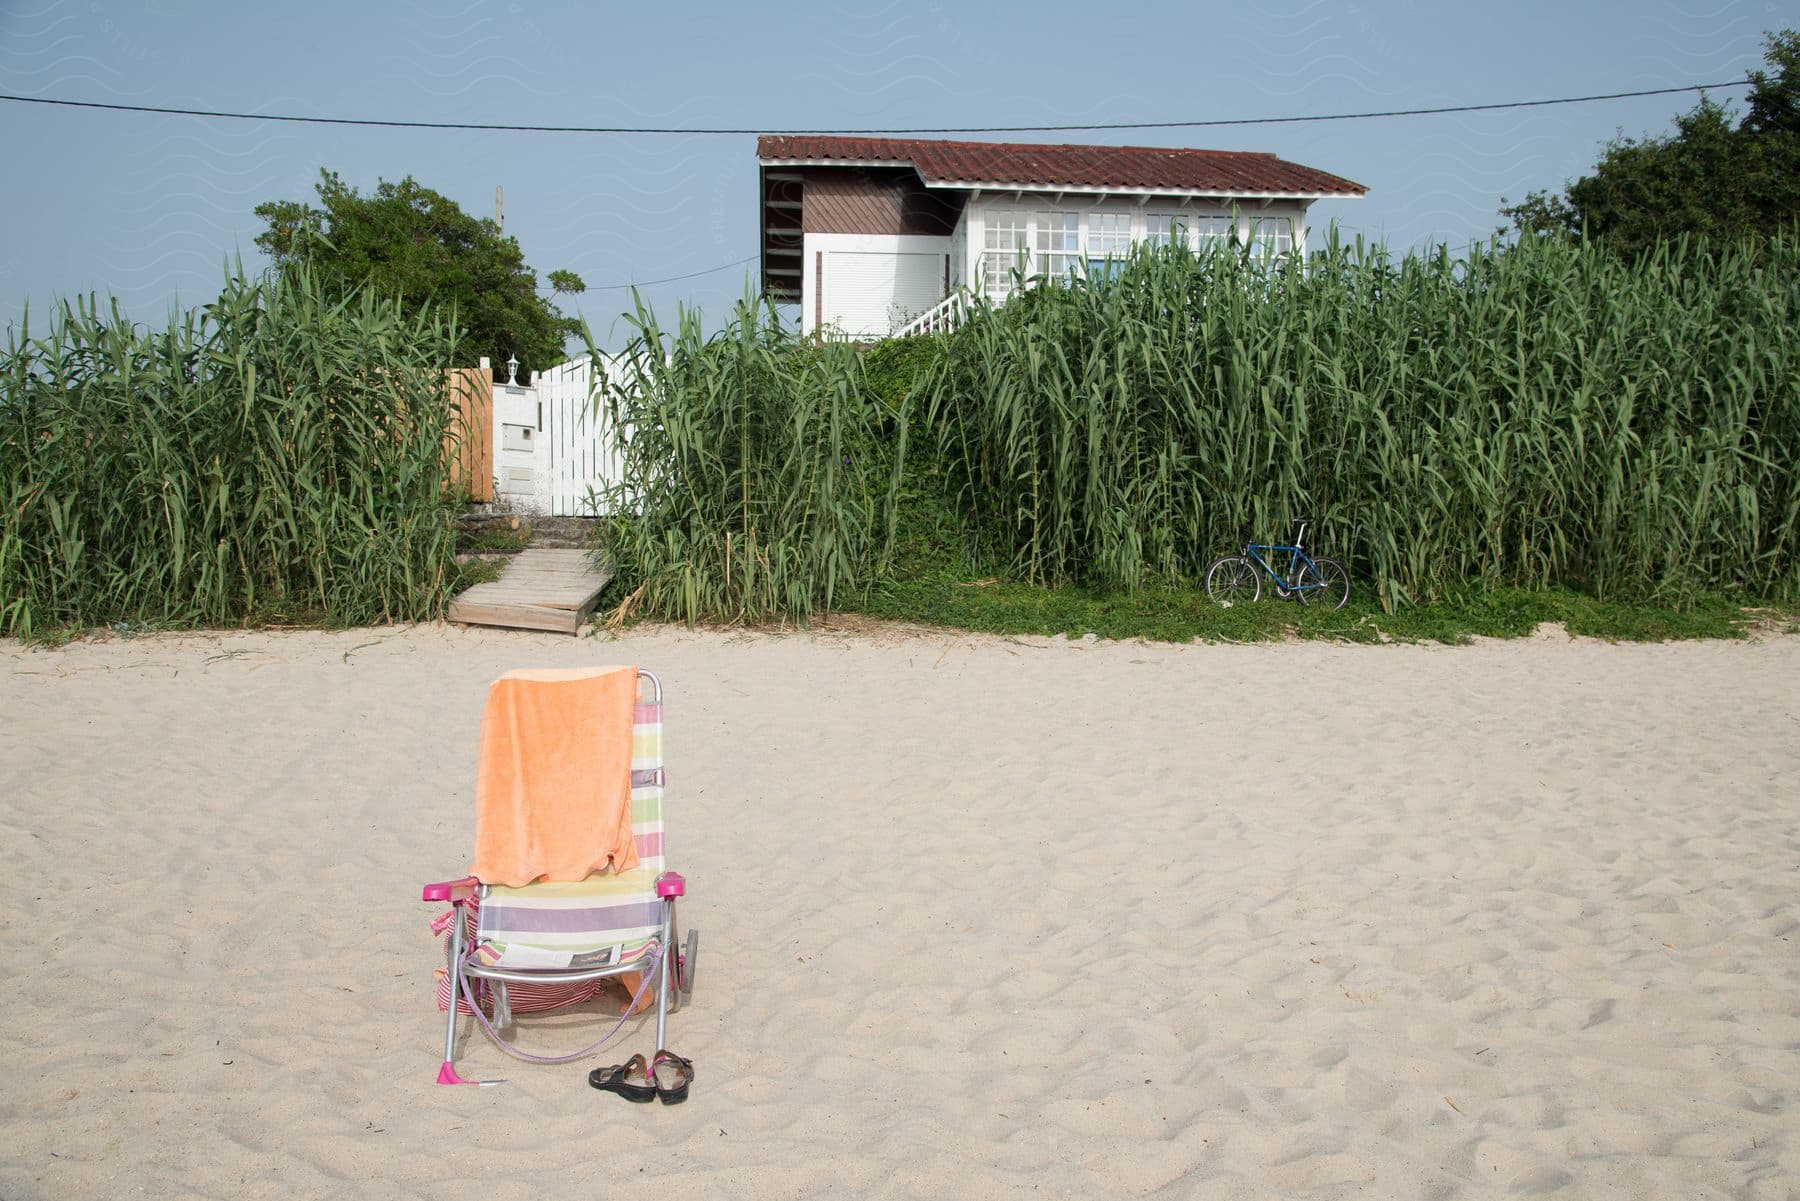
[1144,213,1188,249]
[1086,212,1132,276]
[1036,211,1080,280]
[983,212,1029,299]
[1148,213,1238,252]
[1251,216,1295,257]
[1193,215,1237,249]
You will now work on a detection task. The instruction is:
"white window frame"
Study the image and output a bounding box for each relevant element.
[981,211,1030,300]
[1036,210,1081,282]
[974,201,1281,297]
[1193,214,1238,249]
[1145,210,1238,252]
[1251,215,1295,258]
[1085,211,1132,270]
[1143,212,1187,250]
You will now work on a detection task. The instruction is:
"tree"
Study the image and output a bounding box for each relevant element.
[255,171,584,380]
[1501,29,1799,254]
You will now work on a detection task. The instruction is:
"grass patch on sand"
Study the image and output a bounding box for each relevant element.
[10,554,508,648]
[852,579,1776,644]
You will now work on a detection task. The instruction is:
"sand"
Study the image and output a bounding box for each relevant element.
[2,622,1796,1200]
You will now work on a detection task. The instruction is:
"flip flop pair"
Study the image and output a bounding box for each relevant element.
[588,1050,693,1104]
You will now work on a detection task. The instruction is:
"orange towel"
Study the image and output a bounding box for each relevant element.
[469,666,641,887]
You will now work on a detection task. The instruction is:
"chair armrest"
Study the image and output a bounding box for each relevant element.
[655,871,686,898]
[422,876,480,903]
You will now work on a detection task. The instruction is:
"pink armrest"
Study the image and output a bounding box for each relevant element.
[421,876,480,903]
[655,871,686,898]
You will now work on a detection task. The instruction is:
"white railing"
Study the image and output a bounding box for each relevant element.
[891,288,973,339]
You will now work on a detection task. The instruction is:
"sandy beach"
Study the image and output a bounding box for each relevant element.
[2,622,1797,1200]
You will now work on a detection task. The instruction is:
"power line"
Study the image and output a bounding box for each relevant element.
[546,255,759,293]
[0,80,1754,137]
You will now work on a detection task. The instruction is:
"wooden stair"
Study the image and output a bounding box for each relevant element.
[447,548,614,635]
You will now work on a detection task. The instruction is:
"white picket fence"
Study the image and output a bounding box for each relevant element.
[541,356,629,516]
[491,354,633,516]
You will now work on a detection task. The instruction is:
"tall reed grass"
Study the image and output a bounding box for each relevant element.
[1,266,462,637]
[594,295,896,624]
[923,233,1800,607]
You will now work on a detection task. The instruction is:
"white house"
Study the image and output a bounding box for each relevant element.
[758,135,1368,338]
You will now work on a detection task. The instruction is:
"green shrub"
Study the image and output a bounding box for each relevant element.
[592,295,900,624]
[581,233,1800,630]
[1,266,462,636]
[921,234,1800,608]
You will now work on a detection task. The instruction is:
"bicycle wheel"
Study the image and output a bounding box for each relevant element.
[1296,557,1351,609]
[1204,555,1262,607]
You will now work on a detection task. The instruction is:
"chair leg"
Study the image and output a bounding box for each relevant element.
[653,899,673,1051]
[438,906,470,1083]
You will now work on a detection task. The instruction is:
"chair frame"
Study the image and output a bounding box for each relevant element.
[422,668,689,1085]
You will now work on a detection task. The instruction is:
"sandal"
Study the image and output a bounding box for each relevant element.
[588,1053,656,1102]
[650,1049,694,1105]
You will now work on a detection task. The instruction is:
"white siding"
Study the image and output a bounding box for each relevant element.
[948,207,969,300]
[802,233,952,338]
[823,251,942,336]
[796,195,1315,332]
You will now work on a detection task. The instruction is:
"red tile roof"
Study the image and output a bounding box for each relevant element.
[758,136,1366,197]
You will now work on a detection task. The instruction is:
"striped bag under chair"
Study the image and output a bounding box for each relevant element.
[434,696,668,1017]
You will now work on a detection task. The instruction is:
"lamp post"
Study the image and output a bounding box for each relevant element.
[504,354,519,386]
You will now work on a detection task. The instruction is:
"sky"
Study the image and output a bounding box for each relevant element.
[0,0,1784,351]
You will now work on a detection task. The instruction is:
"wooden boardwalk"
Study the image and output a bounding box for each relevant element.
[447,548,614,635]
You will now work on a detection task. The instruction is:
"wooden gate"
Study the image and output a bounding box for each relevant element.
[445,367,494,502]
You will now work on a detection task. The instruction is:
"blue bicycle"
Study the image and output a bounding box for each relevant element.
[1204,519,1350,609]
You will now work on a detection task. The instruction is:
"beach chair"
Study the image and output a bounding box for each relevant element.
[421,667,697,1086]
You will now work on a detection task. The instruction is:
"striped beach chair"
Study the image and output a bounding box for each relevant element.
[422,668,697,1085]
